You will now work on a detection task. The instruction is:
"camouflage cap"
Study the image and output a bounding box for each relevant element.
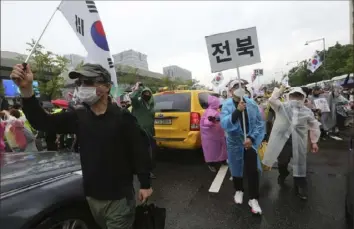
[69,63,111,83]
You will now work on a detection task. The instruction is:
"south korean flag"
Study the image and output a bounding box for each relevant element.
[211,72,224,87]
[59,0,117,88]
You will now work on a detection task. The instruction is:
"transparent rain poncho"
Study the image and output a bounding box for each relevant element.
[262,87,321,177]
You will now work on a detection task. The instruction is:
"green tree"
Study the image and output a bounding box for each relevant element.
[287,42,353,86]
[20,39,68,99]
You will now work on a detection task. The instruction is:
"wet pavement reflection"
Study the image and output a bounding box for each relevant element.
[148,136,349,229]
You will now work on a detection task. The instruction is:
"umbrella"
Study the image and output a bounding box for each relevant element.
[51,99,68,108]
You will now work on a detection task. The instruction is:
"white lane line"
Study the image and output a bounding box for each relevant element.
[330,136,343,141]
[208,165,228,193]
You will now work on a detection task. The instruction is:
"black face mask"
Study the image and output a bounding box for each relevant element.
[142,95,151,101]
[313,93,319,97]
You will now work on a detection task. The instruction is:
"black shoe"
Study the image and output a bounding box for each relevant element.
[295,186,308,200]
[150,172,156,179]
[293,177,308,200]
[208,165,217,172]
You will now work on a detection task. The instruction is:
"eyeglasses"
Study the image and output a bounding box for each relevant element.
[75,79,107,87]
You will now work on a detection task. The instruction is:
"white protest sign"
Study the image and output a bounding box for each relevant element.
[205,27,261,73]
[313,98,330,112]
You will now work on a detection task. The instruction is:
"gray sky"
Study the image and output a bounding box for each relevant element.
[1,1,350,87]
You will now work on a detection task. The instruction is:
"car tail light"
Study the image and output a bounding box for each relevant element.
[190,112,200,131]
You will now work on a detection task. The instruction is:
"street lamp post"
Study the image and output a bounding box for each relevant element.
[305,38,326,64]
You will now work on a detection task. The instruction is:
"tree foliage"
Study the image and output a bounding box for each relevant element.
[288,42,353,86]
[19,39,69,100]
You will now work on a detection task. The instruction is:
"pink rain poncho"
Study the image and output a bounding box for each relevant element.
[200,96,227,163]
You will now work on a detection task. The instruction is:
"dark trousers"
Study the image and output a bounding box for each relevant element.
[232,148,259,199]
[278,138,307,187]
[45,132,57,151]
[147,134,157,170]
[336,113,346,130]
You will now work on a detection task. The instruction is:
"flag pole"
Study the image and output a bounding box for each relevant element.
[236,67,247,141]
[24,0,63,63]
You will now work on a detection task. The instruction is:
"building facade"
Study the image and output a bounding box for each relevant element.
[112,50,149,70]
[163,65,192,81]
[63,54,85,69]
[350,0,354,45]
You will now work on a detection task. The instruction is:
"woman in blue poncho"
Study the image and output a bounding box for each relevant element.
[220,79,265,215]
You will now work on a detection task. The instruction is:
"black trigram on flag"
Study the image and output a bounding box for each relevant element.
[86,0,98,13]
[75,15,84,36]
[107,58,114,68]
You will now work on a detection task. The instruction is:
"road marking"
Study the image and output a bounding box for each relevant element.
[209,165,228,193]
[330,136,343,141]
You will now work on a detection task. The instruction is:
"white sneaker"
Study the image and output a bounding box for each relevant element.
[248,199,262,215]
[234,191,244,204]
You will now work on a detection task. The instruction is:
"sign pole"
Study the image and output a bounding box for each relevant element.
[236,67,247,141]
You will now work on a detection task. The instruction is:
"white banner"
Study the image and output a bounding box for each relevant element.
[205,27,261,72]
[59,0,117,87]
[313,98,330,112]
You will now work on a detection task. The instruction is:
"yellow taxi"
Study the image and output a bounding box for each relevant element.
[153,90,219,150]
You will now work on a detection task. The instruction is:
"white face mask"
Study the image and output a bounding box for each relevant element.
[289,100,304,108]
[77,86,101,106]
[233,87,246,98]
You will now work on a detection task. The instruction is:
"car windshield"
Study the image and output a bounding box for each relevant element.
[154,93,191,112]
[1,151,81,184]
[198,92,220,109]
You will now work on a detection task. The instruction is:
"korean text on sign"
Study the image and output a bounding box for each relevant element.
[205,27,261,73]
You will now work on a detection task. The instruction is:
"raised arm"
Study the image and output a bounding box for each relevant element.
[268,86,286,112]
[10,64,77,134]
[22,96,77,134]
[129,83,143,108]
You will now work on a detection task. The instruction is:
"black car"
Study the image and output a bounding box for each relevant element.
[346,136,354,229]
[0,151,99,229]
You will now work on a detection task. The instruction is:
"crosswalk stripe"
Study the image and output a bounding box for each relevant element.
[209,165,228,193]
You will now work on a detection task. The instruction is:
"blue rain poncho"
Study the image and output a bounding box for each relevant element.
[220,96,265,177]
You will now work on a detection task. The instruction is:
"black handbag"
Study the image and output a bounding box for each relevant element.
[134,201,166,229]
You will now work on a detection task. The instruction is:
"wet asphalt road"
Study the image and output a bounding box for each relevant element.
[143,134,350,229]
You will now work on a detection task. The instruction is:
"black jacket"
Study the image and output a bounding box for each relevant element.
[22,95,151,200]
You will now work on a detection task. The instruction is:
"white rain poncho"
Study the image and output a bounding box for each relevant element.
[262,87,321,177]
